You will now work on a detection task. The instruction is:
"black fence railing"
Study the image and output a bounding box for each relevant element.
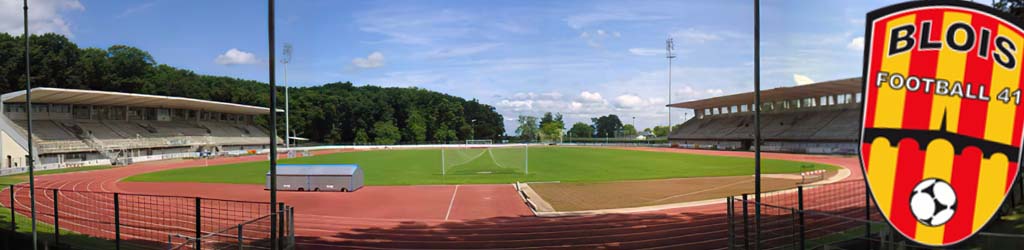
[727,174,1024,249]
[0,184,292,250]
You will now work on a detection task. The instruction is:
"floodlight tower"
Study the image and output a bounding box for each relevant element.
[282,43,292,148]
[666,38,676,134]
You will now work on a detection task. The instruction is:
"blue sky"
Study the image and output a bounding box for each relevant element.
[2,0,924,134]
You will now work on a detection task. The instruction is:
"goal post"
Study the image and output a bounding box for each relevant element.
[465,139,493,145]
[441,143,527,176]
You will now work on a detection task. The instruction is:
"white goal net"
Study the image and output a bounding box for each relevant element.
[442,143,527,175]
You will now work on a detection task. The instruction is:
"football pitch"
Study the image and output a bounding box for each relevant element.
[123,146,836,185]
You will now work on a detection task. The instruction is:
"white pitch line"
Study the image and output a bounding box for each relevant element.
[444,185,459,221]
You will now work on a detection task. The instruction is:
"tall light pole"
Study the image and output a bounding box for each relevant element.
[282,43,292,149]
[23,0,38,248]
[666,38,676,134]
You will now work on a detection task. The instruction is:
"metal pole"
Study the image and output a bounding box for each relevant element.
[268,0,279,248]
[237,224,243,250]
[195,197,202,250]
[114,193,120,250]
[284,62,289,149]
[865,183,871,244]
[23,1,37,249]
[753,0,762,249]
[52,189,58,247]
[9,185,14,230]
[277,203,284,250]
[798,186,805,250]
[743,193,749,250]
[727,197,735,250]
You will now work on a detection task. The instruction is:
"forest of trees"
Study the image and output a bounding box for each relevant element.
[0,33,505,144]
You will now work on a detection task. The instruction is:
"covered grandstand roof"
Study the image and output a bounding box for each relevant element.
[667,78,861,110]
[1,87,279,115]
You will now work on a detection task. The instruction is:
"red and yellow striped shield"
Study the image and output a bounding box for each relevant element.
[861,1,1024,246]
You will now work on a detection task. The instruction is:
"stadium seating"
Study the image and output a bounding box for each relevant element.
[670,105,859,153]
[11,119,274,156]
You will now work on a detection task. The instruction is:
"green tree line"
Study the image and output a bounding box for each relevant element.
[0,33,504,144]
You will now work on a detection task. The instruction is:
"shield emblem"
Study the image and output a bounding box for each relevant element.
[861,0,1024,246]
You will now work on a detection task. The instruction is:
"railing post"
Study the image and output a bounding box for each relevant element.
[195,197,202,250]
[237,224,243,250]
[743,193,749,250]
[798,186,804,250]
[114,193,120,250]
[865,184,871,246]
[9,185,14,231]
[727,197,735,250]
[277,203,285,250]
[288,206,295,248]
[53,189,58,247]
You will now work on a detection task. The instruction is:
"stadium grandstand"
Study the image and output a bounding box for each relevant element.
[0,87,277,174]
[668,77,861,154]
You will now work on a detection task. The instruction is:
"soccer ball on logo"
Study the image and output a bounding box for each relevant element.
[910,178,957,226]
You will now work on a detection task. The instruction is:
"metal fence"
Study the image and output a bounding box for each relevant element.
[727,176,1024,249]
[0,184,293,250]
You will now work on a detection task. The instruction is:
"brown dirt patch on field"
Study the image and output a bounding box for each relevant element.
[530,175,811,211]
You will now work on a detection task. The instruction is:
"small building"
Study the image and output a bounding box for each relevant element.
[266,164,363,192]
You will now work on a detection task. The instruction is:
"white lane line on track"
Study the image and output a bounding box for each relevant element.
[444,185,459,221]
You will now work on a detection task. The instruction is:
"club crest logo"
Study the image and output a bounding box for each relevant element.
[861,0,1024,246]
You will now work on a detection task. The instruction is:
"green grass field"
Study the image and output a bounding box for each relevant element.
[124,146,836,185]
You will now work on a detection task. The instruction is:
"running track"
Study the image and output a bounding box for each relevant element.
[2,147,869,249]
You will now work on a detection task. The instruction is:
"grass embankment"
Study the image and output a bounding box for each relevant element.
[0,165,114,186]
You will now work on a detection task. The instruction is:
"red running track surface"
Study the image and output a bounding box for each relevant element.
[1,147,866,249]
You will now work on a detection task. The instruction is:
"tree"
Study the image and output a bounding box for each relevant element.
[622,124,638,136]
[516,115,539,141]
[538,112,564,141]
[354,129,370,144]
[372,121,401,145]
[995,0,1024,20]
[567,122,594,138]
[405,110,427,142]
[540,122,563,142]
[591,114,623,138]
[434,125,457,142]
[652,125,669,137]
[0,33,508,145]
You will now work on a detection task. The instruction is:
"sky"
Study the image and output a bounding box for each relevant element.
[0,0,935,134]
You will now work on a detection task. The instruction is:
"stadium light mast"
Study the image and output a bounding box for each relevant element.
[666,38,676,135]
[282,43,292,149]
[23,0,38,249]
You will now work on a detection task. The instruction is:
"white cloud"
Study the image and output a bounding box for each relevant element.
[566,11,671,29]
[793,74,815,86]
[0,0,84,36]
[614,94,645,109]
[117,2,156,18]
[847,36,864,51]
[671,28,723,44]
[214,48,260,65]
[629,48,663,56]
[423,43,501,59]
[676,85,724,101]
[577,91,605,103]
[352,52,385,69]
[580,28,620,48]
[570,101,583,110]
